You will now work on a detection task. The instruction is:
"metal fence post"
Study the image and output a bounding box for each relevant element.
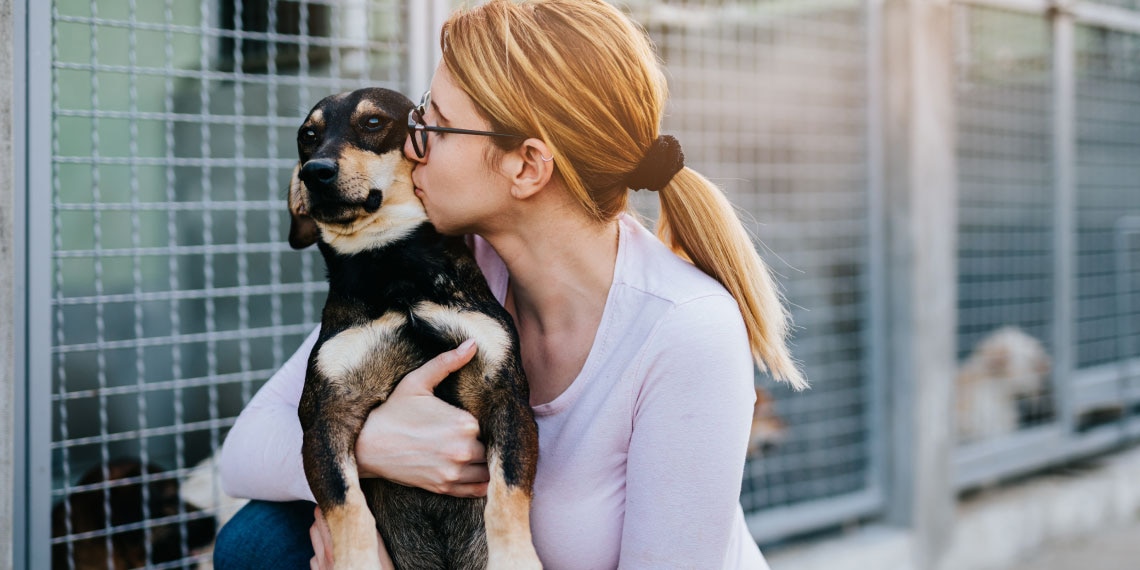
[22,0,53,566]
[881,0,958,566]
[408,0,430,97]
[1051,1,1077,437]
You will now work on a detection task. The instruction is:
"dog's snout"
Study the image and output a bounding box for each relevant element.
[300,158,339,189]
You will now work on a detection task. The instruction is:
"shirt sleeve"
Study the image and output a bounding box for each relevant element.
[620,295,757,568]
[219,326,319,503]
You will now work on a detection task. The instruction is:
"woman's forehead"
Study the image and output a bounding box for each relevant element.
[429,66,476,120]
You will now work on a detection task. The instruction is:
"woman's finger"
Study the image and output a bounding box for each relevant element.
[450,462,491,486]
[310,506,334,570]
[393,339,477,395]
[439,481,491,499]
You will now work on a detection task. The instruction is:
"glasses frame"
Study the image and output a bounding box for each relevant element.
[406,90,525,158]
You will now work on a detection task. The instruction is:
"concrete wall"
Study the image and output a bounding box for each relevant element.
[1,0,17,566]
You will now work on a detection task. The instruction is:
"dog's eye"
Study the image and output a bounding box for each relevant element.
[361,116,384,132]
[299,128,318,144]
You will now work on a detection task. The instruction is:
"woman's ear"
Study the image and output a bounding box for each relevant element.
[502,138,555,200]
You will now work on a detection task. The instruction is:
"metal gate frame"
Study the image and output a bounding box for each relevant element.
[953,0,1140,489]
[19,0,57,566]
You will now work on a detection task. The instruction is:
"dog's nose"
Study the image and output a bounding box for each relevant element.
[299,158,339,189]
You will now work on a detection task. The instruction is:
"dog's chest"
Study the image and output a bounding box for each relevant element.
[314,302,512,390]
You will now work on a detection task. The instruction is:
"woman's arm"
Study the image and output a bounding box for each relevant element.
[621,295,757,567]
[219,329,489,502]
[220,327,320,502]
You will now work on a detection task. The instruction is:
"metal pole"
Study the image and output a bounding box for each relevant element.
[882,0,958,566]
[1116,217,1140,404]
[431,0,451,74]
[1051,2,1077,436]
[863,0,890,515]
[23,0,55,566]
[408,0,430,97]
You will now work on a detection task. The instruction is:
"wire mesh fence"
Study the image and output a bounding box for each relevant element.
[47,0,407,567]
[26,0,1140,568]
[1074,21,1140,426]
[952,0,1140,487]
[633,0,879,540]
[954,4,1058,446]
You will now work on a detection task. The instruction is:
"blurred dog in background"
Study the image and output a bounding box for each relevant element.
[51,458,216,570]
[748,387,787,459]
[956,326,1052,443]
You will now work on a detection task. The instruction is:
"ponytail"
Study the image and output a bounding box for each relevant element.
[657,168,807,390]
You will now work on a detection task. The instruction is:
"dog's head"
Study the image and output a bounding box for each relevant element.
[288,87,426,254]
[971,326,1052,396]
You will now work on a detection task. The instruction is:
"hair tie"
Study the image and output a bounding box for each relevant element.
[624,135,685,191]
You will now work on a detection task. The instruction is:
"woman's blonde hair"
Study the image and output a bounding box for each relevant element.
[442,0,806,389]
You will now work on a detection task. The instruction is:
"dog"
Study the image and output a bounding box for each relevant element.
[955,326,1052,443]
[51,458,216,570]
[287,88,541,569]
[747,387,786,459]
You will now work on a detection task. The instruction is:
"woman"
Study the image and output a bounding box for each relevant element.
[216,0,805,568]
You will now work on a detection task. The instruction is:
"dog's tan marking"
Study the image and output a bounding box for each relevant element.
[307,108,324,127]
[325,456,382,569]
[485,452,541,569]
[316,311,407,382]
[314,149,428,255]
[412,301,511,369]
[288,164,307,214]
[352,99,390,126]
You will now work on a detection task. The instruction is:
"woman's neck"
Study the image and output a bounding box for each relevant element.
[492,214,618,330]
[481,210,621,405]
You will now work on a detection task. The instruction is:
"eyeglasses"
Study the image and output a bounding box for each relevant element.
[406,90,524,158]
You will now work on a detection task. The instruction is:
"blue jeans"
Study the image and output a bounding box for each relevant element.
[213,500,316,570]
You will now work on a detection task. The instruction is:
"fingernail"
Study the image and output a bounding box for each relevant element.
[458,339,476,353]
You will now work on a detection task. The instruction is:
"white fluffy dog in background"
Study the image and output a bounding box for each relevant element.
[956,326,1053,443]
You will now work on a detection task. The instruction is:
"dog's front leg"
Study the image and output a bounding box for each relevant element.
[472,366,542,570]
[300,384,383,570]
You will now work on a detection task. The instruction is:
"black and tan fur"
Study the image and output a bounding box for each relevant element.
[288,88,540,569]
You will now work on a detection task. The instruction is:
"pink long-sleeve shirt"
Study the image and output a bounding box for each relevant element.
[220,214,770,569]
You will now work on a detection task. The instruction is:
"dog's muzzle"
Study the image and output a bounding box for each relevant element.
[299,158,384,216]
[299,158,339,194]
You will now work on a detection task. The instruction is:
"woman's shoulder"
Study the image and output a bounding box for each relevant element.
[617,214,736,309]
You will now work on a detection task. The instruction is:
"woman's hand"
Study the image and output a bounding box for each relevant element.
[355,339,491,498]
[309,506,394,570]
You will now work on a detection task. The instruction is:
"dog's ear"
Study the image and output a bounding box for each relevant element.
[288,164,320,249]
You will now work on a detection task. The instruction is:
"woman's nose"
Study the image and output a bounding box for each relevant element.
[404,133,425,163]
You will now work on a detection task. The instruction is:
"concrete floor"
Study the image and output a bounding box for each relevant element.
[1003,520,1140,570]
